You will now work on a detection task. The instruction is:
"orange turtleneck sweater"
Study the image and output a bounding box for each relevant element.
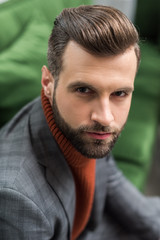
[41,89,96,240]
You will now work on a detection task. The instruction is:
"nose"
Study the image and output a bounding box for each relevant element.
[91,99,114,126]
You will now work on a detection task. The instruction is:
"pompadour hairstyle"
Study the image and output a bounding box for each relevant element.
[48,5,140,85]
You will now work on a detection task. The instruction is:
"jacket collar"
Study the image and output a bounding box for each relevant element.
[28,98,75,236]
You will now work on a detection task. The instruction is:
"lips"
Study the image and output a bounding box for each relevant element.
[86,132,112,140]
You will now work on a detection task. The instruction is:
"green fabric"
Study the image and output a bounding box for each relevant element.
[0,0,91,126]
[0,0,33,51]
[0,0,49,125]
[113,43,160,190]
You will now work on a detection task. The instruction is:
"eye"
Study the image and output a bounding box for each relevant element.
[112,91,127,97]
[76,87,92,94]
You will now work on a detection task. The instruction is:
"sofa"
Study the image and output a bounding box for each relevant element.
[0,0,91,126]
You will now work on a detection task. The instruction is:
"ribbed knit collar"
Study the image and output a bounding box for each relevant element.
[41,89,95,168]
[41,88,96,240]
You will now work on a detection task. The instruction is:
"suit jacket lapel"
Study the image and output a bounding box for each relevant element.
[28,98,76,236]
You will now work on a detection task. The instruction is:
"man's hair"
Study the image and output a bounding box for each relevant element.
[48,5,140,84]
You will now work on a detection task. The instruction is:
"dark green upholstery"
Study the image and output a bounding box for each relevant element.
[113,1,160,190]
[0,0,91,126]
[113,41,160,189]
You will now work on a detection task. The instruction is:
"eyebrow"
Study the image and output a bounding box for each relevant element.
[115,87,134,93]
[67,81,134,93]
[67,81,97,91]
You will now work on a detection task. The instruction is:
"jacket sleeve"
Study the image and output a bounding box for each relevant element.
[107,155,160,240]
[0,188,53,240]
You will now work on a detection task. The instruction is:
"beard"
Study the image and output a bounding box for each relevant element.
[52,95,125,159]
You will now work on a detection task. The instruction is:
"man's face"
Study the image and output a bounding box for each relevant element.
[43,41,137,158]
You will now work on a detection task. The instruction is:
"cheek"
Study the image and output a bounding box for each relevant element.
[55,92,90,128]
[113,100,131,126]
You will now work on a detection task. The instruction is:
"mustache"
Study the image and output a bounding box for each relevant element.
[77,122,119,133]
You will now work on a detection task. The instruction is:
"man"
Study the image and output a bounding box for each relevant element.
[0,5,160,240]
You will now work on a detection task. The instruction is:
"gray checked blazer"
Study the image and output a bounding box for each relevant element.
[0,97,160,240]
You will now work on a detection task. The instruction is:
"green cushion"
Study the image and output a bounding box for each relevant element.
[113,96,159,162]
[0,0,91,126]
[0,2,50,125]
[0,0,33,51]
[113,42,160,190]
[135,43,160,98]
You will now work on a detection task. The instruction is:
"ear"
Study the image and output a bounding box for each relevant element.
[41,65,54,106]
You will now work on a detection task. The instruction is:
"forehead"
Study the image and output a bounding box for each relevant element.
[62,40,137,65]
[59,41,137,89]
